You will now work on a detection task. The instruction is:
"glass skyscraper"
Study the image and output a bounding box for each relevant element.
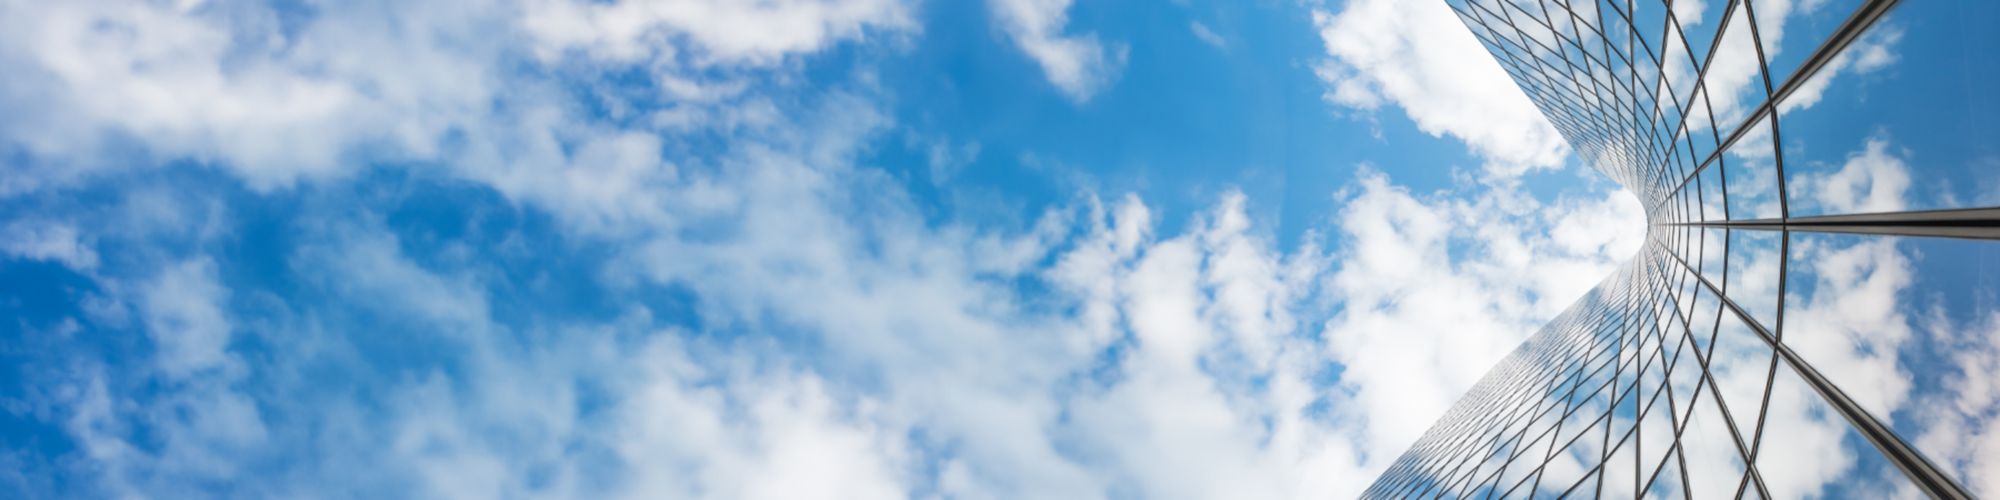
[1364,0,2000,498]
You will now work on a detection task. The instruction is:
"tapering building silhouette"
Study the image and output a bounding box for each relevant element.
[1364,0,2000,498]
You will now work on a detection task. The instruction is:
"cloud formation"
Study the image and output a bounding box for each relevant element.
[1310,0,1569,177]
[519,0,912,66]
[0,0,914,196]
[1795,136,1912,215]
[987,0,1127,103]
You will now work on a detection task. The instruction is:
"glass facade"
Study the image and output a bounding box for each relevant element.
[1364,0,2000,498]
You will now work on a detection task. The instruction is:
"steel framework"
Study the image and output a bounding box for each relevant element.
[1363,0,2000,498]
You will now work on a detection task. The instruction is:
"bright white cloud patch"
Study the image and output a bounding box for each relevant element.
[987,0,1127,103]
[1310,0,1569,177]
[1797,136,1913,215]
[0,0,915,194]
[519,0,912,66]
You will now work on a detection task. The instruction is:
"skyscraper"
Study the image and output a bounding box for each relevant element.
[1364,0,2000,498]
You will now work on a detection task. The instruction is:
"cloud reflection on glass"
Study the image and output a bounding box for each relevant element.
[1369,0,2000,498]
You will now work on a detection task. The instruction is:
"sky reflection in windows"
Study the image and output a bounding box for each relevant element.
[1368,0,2000,497]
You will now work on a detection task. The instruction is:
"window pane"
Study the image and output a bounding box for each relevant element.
[1776,1,2000,216]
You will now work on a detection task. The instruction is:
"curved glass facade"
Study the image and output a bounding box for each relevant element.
[1364,0,2000,498]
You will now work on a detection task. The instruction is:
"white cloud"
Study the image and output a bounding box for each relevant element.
[1678,0,1904,143]
[908,132,983,185]
[1699,1,1775,127]
[0,219,98,270]
[0,0,377,190]
[48,255,270,496]
[1189,21,1226,50]
[1777,233,2000,496]
[1782,24,1902,113]
[1310,0,1568,176]
[1786,238,1916,406]
[377,335,915,500]
[518,0,913,66]
[576,103,1634,494]
[286,215,920,500]
[987,0,1127,103]
[0,2,928,496]
[0,0,914,195]
[138,258,238,378]
[1318,169,1643,460]
[1675,0,1710,26]
[601,357,912,500]
[1918,312,2000,497]
[1755,361,1861,499]
[1701,0,1902,127]
[1796,136,1912,215]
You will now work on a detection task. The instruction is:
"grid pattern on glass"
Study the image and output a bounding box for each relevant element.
[1362,0,2000,498]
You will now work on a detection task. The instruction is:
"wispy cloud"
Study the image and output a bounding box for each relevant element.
[1190,21,1227,50]
[1309,0,1567,177]
[987,0,1127,103]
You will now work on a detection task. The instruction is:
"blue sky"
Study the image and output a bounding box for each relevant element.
[0,0,1666,498]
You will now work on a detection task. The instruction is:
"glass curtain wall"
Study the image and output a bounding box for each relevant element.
[1364,0,2000,498]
